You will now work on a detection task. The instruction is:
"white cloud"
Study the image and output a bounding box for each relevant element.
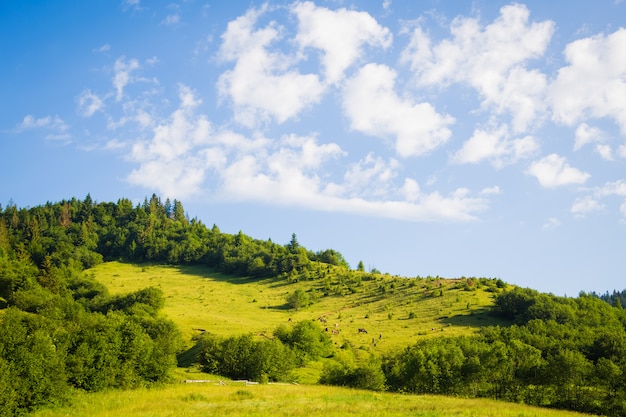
[595,144,614,161]
[571,196,605,217]
[342,63,454,157]
[549,28,626,134]
[220,151,487,222]
[77,90,105,117]
[573,123,614,159]
[15,114,70,142]
[113,56,140,101]
[594,180,626,219]
[574,123,608,151]
[127,84,213,198]
[596,179,626,197]
[542,217,561,230]
[161,14,180,26]
[526,153,590,188]
[451,124,539,167]
[292,1,392,84]
[124,82,486,221]
[217,5,325,127]
[481,186,501,195]
[401,4,554,133]
[342,153,399,198]
[93,44,111,53]
[122,0,141,10]
[17,115,65,131]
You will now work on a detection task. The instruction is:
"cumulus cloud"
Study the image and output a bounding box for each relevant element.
[571,196,605,218]
[549,28,626,134]
[127,84,213,198]
[217,5,325,127]
[526,153,590,188]
[123,84,486,221]
[451,124,539,167]
[401,4,554,133]
[342,63,454,157]
[292,1,392,83]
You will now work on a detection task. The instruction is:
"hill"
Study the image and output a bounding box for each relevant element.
[0,195,625,416]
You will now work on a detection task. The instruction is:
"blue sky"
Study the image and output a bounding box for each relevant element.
[2,0,625,295]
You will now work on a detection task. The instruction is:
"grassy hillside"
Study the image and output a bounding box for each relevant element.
[89,262,508,354]
[31,382,594,417]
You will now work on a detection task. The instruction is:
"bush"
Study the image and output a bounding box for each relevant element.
[197,333,296,382]
[286,288,310,310]
[320,359,386,391]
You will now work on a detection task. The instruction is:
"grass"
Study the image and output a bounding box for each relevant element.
[31,383,596,417]
[88,262,509,354]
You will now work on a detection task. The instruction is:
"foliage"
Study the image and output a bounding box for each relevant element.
[197,333,296,382]
[286,288,312,310]
[274,320,333,362]
[196,320,333,382]
[383,289,626,416]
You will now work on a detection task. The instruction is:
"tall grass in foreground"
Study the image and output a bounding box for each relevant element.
[31,383,596,417]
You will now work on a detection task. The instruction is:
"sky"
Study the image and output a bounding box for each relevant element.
[1,0,625,296]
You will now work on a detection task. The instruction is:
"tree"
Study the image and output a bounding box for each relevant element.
[287,233,300,253]
[286,288,310,310]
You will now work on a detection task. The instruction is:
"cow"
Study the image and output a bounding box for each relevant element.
[358,328,368,334]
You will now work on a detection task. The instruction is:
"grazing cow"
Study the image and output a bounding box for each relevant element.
[358,328,368,334]
[332,329,339,335]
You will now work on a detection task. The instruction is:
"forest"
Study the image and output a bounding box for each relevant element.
[0,195,625,416]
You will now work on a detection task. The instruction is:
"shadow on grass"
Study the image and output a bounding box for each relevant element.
[169,264,283,286]
[177,342,202,367]
[439,307,512,328]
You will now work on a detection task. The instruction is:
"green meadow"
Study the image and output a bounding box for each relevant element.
[31,382,593,417]
[89,261,507,354]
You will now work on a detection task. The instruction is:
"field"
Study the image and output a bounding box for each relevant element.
[89,261,508,355]
[31,382,594,417]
